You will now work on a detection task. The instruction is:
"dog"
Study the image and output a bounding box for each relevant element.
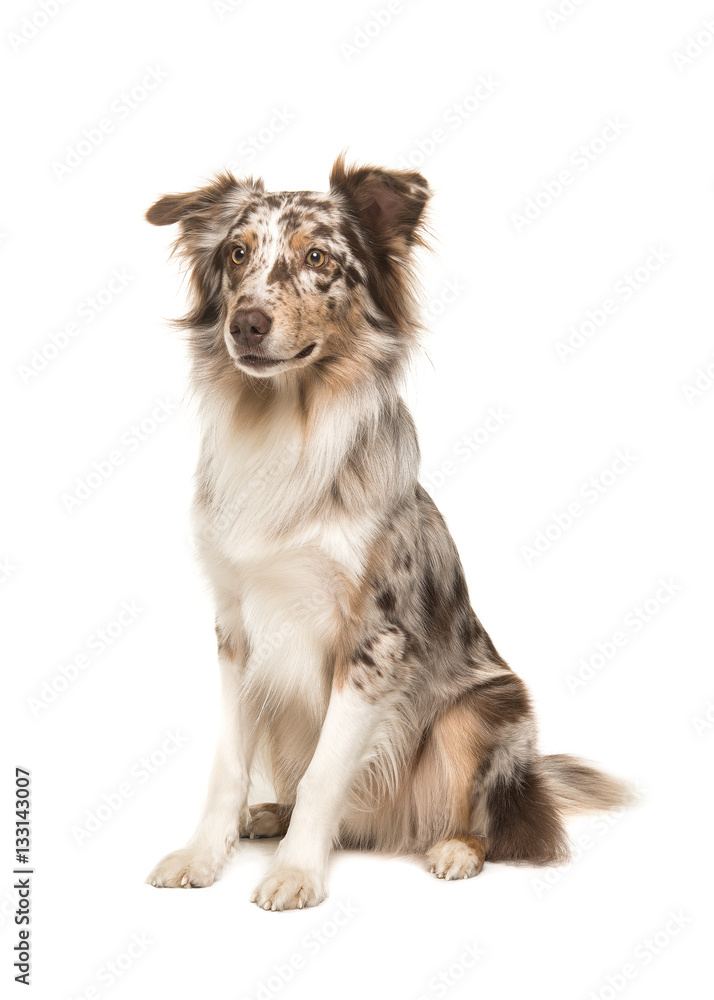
[145,156,630,910]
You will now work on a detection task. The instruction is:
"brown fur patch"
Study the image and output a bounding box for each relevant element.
[472,672,533,735]
[241,802,293,839]
[418,695,486,831]
[329,153,430,335]
[479,759,570,866]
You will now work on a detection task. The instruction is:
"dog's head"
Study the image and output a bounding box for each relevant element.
[147,156,430,384]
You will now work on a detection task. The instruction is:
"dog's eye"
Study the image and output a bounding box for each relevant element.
[231,247,246,265]
[305,249,326,268]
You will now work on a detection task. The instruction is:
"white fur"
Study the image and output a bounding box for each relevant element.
[251,683,397,910]
[147,650,253,888]
[426,839,484,881]
[148,378,396,896]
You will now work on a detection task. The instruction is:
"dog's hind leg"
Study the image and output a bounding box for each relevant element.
[411,695,488,879]
[418,676,569,877]
[426,835,486,880]
[240,803,293,839]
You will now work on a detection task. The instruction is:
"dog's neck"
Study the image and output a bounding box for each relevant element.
[191,341,418,539]
[194,328,407,443]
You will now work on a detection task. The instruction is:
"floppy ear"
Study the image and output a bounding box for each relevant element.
[145,172,264,226]
[329,155,430,335]
[146,191,201,226]
[329,154,430,249]
[145,172,264,332]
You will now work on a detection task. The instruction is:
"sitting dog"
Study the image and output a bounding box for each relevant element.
[145,156,630,910]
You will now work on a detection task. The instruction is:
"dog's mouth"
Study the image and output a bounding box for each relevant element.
[236,343,316,370]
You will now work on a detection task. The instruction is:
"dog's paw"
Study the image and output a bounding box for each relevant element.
[426,837,485,881]
[240,803,292,839]
[146,847,221,888]
[251,866,326,911]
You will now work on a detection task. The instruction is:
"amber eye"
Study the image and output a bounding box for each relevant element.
[231,246,246,264]
[305,249,326,268]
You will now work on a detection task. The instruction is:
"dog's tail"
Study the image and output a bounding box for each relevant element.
[541,753,636,817]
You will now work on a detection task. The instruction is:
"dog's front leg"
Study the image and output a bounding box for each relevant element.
[147,637,254,888]
[251,627,408,910]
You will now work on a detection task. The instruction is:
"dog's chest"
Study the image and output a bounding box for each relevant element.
[196,396,377,576]
[198,434,372,710]
[194,411,377,682]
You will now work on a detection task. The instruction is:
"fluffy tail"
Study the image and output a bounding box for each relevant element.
[468,672,635,867]
[541,754,635,817]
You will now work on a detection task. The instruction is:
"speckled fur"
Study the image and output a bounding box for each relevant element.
[145,157,631,905]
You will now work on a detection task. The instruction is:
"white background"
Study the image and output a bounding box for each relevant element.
[2,0,713,998]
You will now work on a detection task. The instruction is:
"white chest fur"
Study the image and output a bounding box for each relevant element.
[193,389,378,711]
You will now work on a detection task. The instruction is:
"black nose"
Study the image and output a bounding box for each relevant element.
[229,308,272,346]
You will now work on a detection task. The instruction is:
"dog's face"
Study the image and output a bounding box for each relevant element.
[214,189,370,377]
[147,157,430,381]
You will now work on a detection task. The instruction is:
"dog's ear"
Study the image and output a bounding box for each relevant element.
[146,172,264,226]
[146,191,200,226]
[329,155,430,335]
[146,173,263,332]
[329,154,430,249]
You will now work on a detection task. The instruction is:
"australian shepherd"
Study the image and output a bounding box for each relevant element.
[145,156,630,910]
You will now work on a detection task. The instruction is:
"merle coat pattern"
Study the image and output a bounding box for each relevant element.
[145,156,630,909]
